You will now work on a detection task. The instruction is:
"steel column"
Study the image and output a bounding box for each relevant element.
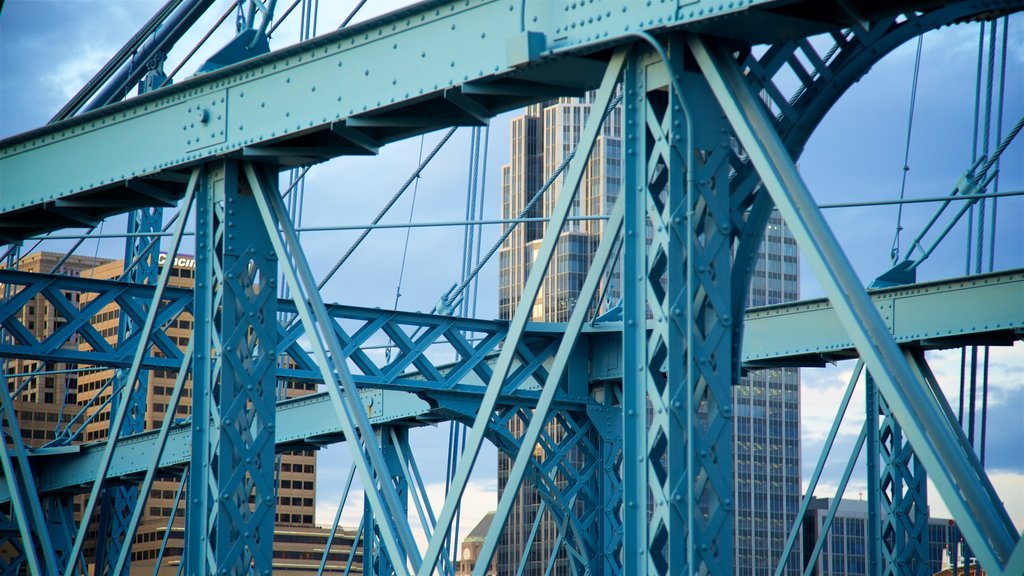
[624,35,739,575]
[878,386,931,576]
[867,374,883,576]
[364,426,410,576]
[187,160,278,574]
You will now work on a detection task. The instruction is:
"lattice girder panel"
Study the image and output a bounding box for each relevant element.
[0,268,570,407]
[485,405,605,574]
[878,394,931,576]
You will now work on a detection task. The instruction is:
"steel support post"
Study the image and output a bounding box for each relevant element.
[187,160,278,574]
[624,35,738,574]
[364,426,410,576]
[589,397,623,576]
[689,35,1021,574]
[96,204,162,576]
[878,386,930,576]
[867,374,882,576]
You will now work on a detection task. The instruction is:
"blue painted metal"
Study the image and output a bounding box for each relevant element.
[418,48,626,576]
[0,372,54,574]
[775,360,865,576]
[365,427,410,576]
[318,464,356,576]
[0,2,1020,574]
[867,373,883,576]
[802,423,869,576]
[95,206,164,576]
[247,161,423,574]
[152,466,188,576]
[185,160,279,574]
[112,338,193,575]
[877,383,931,576]
[52,0,213,120]
[10,1,1014,238]
[392,429,458,576]
[473,154,626,574]
[622,33,743,575]
[689,33,1021,574]
[64,169,196,573]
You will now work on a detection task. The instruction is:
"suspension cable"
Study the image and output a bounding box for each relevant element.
[338,0,369,29]
[890,35,924,264]
[981,15,1010,466]
[315,127,458,293]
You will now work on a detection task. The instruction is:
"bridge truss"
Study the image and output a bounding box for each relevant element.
[0,1,1021,575]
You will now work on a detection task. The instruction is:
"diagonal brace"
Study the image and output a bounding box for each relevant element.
[688,34,1019,572]
[416,46,628,576]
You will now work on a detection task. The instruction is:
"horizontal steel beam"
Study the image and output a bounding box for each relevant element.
[3,267,1020,380]
[1,276,1018,501]
[0,268,572,405]
[0,0,965,238]
[586,269,1024,379]
[0,389,432,502]
[742,269,1024,366]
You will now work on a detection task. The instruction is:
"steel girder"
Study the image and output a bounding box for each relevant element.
[183,160,279,574]
[0,268,568,406]
[1,266,1020,381]
[877,383,931,576]
[3,1,1013,237]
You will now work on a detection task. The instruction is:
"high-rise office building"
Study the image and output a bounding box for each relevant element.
[498,95,622,323]
[496,95,621,576]
[497,97,801,575]
[801,497,961,576]
[735,211,803,575]
[0,251,360,575]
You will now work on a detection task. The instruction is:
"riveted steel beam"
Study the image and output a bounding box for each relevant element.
[0,0,983,238]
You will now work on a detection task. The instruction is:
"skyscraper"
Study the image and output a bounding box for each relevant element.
[734,211,803,575]
[497,97,801,574]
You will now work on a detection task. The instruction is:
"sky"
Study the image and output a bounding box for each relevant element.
[1,0,1022,561]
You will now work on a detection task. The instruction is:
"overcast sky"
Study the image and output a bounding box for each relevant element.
[1,0,1021,558]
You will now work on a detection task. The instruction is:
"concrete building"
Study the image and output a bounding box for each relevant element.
[497,97,802,575]
[1,251,360,574]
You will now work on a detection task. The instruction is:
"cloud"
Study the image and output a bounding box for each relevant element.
[928,471,1024,533]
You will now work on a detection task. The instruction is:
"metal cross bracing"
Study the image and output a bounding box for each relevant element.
[0,1,1022,575]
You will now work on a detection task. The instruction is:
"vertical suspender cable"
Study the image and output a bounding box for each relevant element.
[959,22,987,427]
[889,36,924,264]
[980,15,1009,467]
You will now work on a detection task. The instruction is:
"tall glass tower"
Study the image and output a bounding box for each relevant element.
[497,96,802,575]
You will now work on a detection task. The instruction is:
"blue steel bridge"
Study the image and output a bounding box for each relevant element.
[0,1,1021,575]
